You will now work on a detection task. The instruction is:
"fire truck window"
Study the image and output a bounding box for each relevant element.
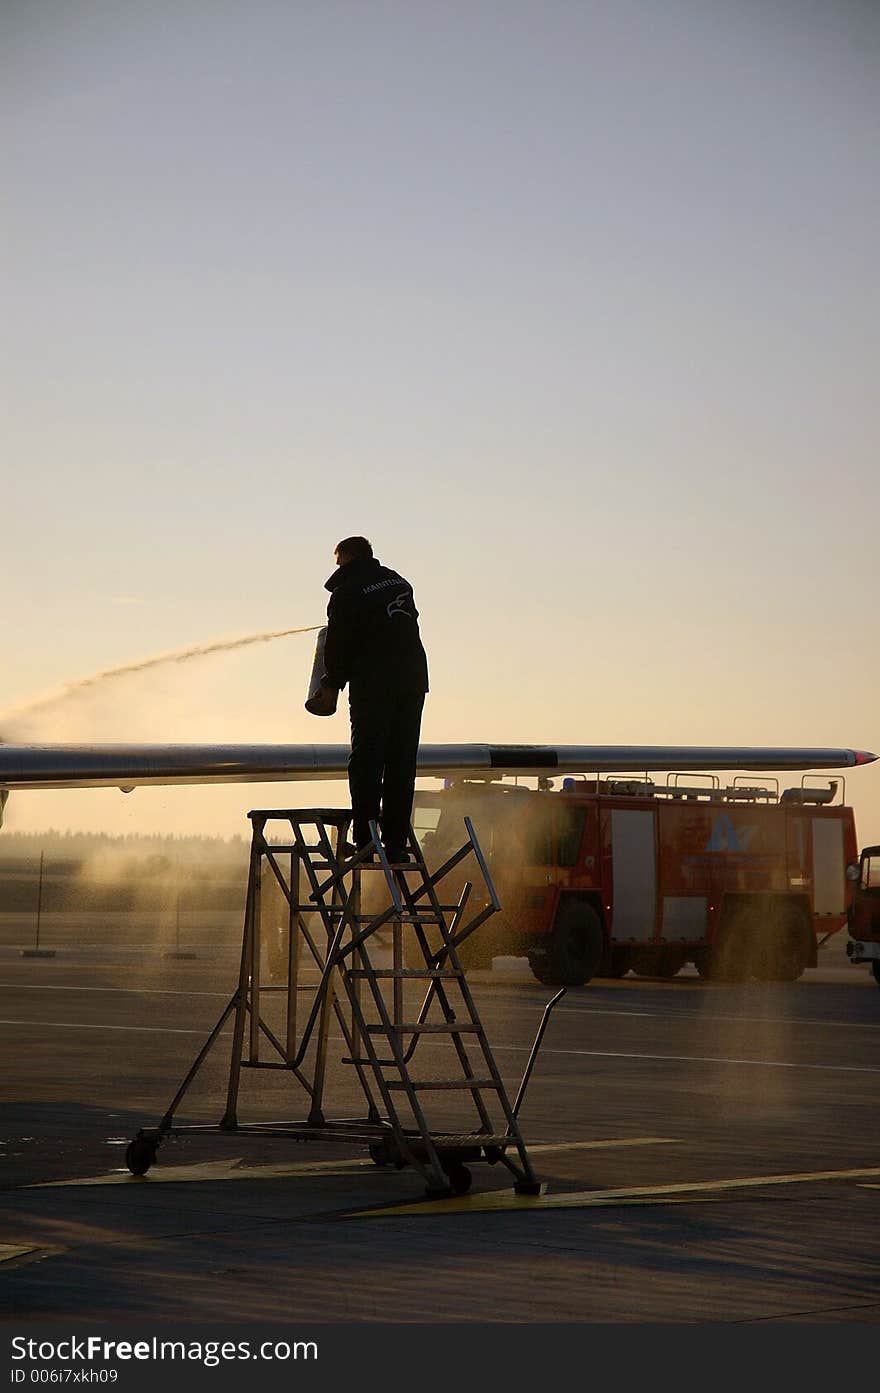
[413,801,461,864]
[557,807,586,867]
[526,812,554,866]
[864,856,880,889]
[412,805,441,848]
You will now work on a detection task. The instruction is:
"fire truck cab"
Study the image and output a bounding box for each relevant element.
[846,845,880,988]
[413,772,858,986]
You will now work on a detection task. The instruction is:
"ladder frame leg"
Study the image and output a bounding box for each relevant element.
[220,847,260,1129]
[286,847,299,1059]
[161,992,240,1135]
[249,835,262,1063]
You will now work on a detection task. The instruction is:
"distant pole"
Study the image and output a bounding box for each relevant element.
[163,860,196,960]
[35,850,44,951]
[22,849,56,959]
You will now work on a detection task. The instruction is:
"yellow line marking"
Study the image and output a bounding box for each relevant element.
[529,1138,679,1155]
[27,1138,679,1189]
[27,1157,378,1188]
[352,1165,880,1216]
[0,983,229,998]
[0,1244,40,1262]
[0,1019,204,1035]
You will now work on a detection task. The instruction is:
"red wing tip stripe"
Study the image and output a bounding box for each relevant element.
[854,751,878,765]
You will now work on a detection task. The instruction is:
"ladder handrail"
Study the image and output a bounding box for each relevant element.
[511,988,566,1122]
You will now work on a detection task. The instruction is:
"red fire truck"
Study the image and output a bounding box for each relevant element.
[846,845,880,988]
[411,773,860,986]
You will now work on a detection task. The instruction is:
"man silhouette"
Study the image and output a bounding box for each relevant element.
[319,537,429,862]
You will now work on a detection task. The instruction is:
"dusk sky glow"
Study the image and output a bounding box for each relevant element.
[3,0,878,840]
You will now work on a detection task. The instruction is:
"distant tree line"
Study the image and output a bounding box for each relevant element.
[0,829,247,861]
[0,831,251,911]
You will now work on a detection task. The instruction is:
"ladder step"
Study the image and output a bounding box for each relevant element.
[399,913,455,922]
[378,918,446,927]
[386,1078,497,1091]
[241,1061,299,1070]
[349,969,460,979]
[314,910,455,922]
[348,906,461,918]
[364,1023,480,1034]
[430,1133,516,1149]
[269,845,349,856]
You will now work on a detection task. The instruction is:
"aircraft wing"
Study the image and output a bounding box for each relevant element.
[0,743,874,791]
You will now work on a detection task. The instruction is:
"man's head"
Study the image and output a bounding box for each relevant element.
[334,536,373,567]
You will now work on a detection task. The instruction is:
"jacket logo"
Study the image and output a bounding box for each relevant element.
[387,591,410,618]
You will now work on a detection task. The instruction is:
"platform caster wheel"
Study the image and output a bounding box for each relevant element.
[125,1138,157,1176]
[443,1162,472,1195]
[368,1141,394,1168]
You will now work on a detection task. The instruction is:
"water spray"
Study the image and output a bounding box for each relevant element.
[0,624,322,731]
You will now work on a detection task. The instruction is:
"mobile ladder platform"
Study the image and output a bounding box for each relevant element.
[124,809,560,1197]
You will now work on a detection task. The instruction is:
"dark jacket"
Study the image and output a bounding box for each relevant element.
[322,557,429,696]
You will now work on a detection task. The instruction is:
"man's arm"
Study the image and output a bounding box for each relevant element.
[322,589,353,690]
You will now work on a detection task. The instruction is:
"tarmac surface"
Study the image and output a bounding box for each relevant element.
[1,910,879,1324]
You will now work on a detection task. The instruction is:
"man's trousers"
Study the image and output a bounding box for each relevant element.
[347,687,426,852]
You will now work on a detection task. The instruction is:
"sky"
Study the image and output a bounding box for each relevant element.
[2,0,879,842]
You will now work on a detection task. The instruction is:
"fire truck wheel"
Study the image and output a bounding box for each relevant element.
[707,922,750,982]
[759,905,810,982]
[764,945,806,982]
[653,948,687,979]
[694,950,713,979]
[530,903,604,986]
[598,948,630,978]
[872,962,880,989]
